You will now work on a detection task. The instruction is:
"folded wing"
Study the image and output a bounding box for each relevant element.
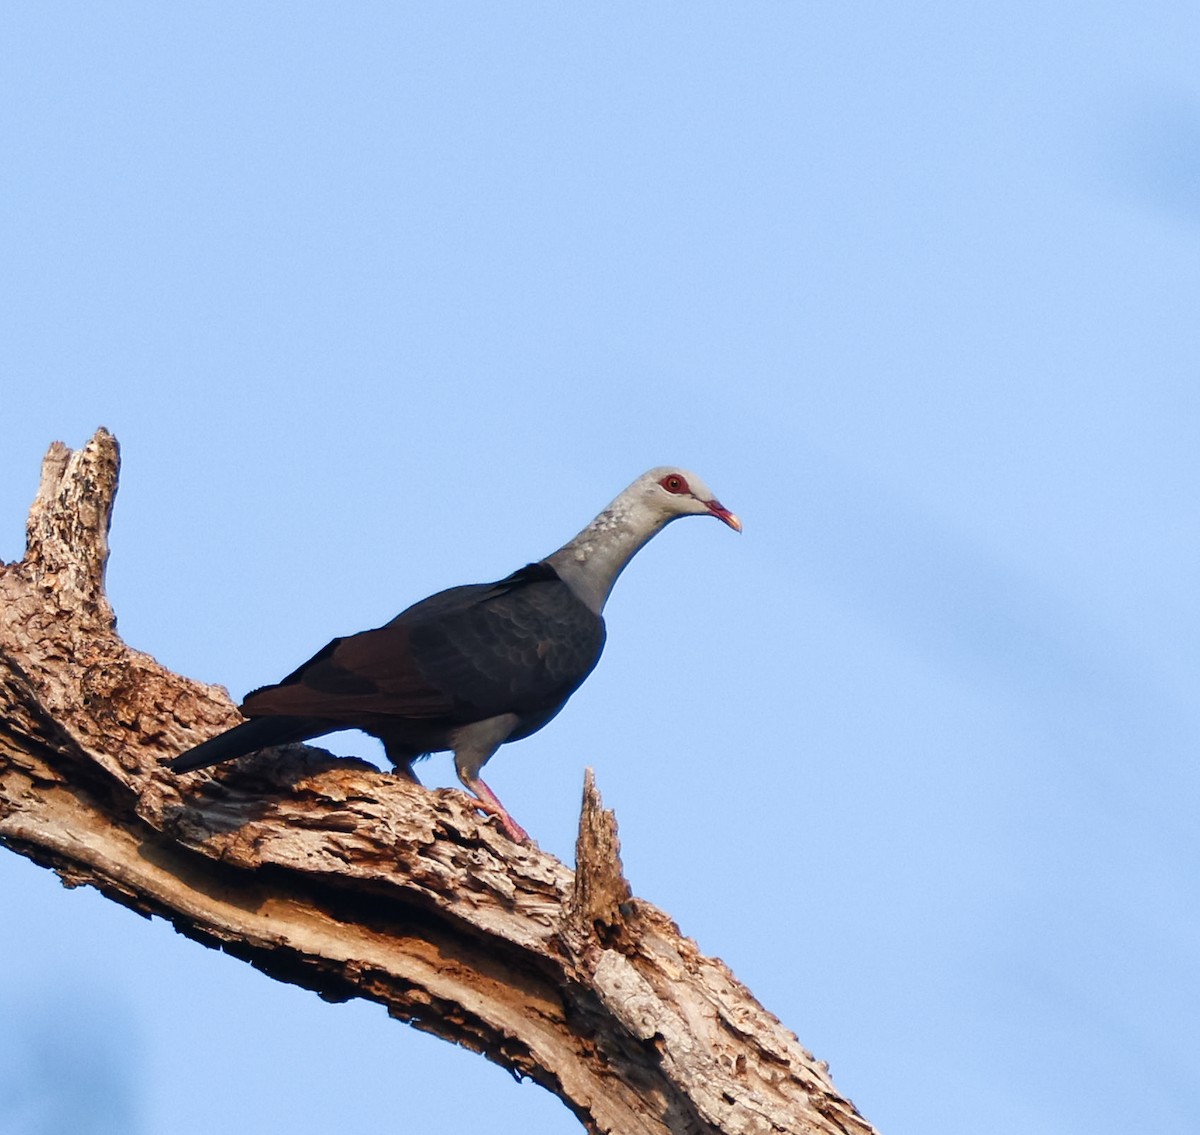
[241,564,605,728]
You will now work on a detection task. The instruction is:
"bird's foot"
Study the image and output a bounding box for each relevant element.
[465,778,530,845]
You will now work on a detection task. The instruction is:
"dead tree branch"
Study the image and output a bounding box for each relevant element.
[0,429,876,1135]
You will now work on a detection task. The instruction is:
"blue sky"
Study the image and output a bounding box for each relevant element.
[2,4,1199,1133]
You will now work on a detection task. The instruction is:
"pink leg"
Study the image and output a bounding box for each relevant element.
[465,776,530,844]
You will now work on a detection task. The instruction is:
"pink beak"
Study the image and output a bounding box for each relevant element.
[706,499,742,532]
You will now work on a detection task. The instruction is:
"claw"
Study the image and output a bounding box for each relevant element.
[465,777,530,844]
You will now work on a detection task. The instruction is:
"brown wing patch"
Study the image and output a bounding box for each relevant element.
[242,622,456,721]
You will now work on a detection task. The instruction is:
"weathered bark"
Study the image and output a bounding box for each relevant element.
[0,429,876,1135]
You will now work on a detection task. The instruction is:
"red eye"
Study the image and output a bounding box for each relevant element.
[658,473,689,494]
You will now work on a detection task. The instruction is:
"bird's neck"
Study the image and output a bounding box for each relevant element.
[545,498,669,614]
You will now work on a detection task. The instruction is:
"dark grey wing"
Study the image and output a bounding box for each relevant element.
[242,565,605,727]
[243,580,495,719]
[408,565,606,719]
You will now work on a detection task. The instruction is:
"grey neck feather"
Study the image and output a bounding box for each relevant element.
[544,493,672,615]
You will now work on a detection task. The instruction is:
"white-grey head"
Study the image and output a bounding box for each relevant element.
[617,467,743,533]
[547,466,741,612]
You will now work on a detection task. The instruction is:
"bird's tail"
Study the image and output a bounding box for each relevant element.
[167,716,326,773]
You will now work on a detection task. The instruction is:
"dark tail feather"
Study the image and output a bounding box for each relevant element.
[167,716,327,773]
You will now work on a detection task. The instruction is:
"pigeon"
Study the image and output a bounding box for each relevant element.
[168,467,741,842]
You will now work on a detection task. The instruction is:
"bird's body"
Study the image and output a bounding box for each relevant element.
[169,467,740,841]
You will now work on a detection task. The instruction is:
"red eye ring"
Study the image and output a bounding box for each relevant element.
[658,473,690,494]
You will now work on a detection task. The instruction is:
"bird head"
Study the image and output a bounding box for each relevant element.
[635,467,742,532]
[546,466,741,612]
